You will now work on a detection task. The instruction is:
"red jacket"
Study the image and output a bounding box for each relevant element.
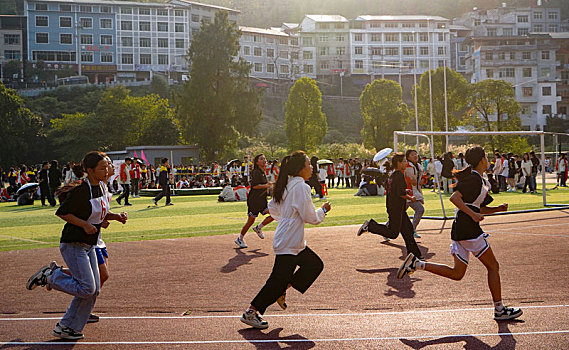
[130,163,141,179]
[120,163,130,183]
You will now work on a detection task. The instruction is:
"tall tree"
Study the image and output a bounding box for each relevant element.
[175,11,262,161]
[360,79,410,151]
[284,77,327,151]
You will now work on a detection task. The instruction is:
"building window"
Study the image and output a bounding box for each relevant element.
[355,60,363,69]
[487,28,497,37]
[101,6,111,13]
[518,28,529,36]
[403,47,415,56]
[486,69,493,78]
[4,34,20,45]
[175,39,184,48]
[522,51,531,60]
[542,51,550,60]
[385,47,398,56]
[139,8,150,15]
[158,54,168,64]
[157,9,168,16]
[157,22,168,32]
[267,64,274,73]
[139,37,151,47]
[4,50,20,59]
[99,35,112,45]
[32,51,75,62]
[158,38,169,48]
[438,33,445,41]
[253,35,262,43]
[540,68,551,77]
[175,23,184,32]
[336,35,345,42]
[79,5,91,12]
[438,47,446,55]
[80,18,92,28]
[319,47,329,56]
[420,60,429,68]
[302,37,313,46]
[549,25,558,32]
[503,28,513,36]
[420,47,428,56]
[121,21,132,30]
[419,33,428,42]
[254,47,262,56]
[191,14,200,22]
[36,33,48,44]
[265,48,274,58]
[543,105,552,115]
[334,22,344,29]
[354,33,362,41]
[336,47,345,55]
[303,51,312,59]
[243,46,250,55]
[291,51,298,59]
[36,16,48,27]
[175,9,184,17]
[203,16,211,23]
[254,63,262,72]
[279,50,288,59]
[59,17,72,28]
[100,18,112,29]
[320,62,329,70]
[402,23,414,28]
[385,22,397,28]
[101,52,113,63]
[385,33,398,42]
[522,87,533,97]
[534,24,543,32]
[542,87,551,96]
[140,54,151,64]
[121,7,132,14]
[500,68,515,78]
[81,51,93,62]
[80,34,92,45]
[474,19,481,26]
[534,11,543,20]
[485,52,493,61]
[122,54,133,64]
[281,64,289,73]
[523,68,532,77]
[35,3,47,10]
[371,33,381,42]
[402,33,414,42]
[517,15,528,23]
[521,105,530,114]
[319,35,328,42]
[139,22,150,31]
[370,47,381,56]
[60,33,72,44]
[121,37,132,47]
[355,46,363,55]
[498,52,505,60]
[304,64,313,73]
[317,23,329,29]
[548,12,558,20]
[459,57,466,66]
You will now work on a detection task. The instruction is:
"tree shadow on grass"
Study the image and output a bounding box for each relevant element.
[0,338,79,349]
[221,248,269,273]
[400,320,523,349]
[238,327,315,349]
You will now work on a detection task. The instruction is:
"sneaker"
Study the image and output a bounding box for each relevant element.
[253,225,264,239]
[152,199,158,206]
[52,323,84,340]
[235,237,248,248]
[165,202,174,206]
[494,307,523,321]
[116,198,122,205]
[276,292,287,310]
[240,310,269,329]
[357,220,369,236]
[124,203,132,206]
[26,265,51,290]
[397,253,418,279]
[87,313,100,323]
[413,231,421,239]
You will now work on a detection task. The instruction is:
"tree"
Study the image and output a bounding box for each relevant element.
[468,79,527,153]
[360,79,410,151]
[0,82,45,167]
[175,11,262,161]
[284,77,327,151]
[150,74,170,99]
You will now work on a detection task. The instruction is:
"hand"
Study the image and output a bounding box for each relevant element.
[409,196,417,202]
[405,189,413,195]
[118,212,128,224]
[101,220,110,229]
[82,222,98,234]
[321,202,331,212]
[498,203,508,212]
[470,212,484,222]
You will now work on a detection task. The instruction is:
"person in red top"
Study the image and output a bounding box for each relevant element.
[18,166,31,187]
[130,159,142,198]
[556,153,568,187]
[326,163,335,189]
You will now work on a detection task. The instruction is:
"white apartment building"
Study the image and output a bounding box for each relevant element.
[238,26,298,82]
[350,15,451,83]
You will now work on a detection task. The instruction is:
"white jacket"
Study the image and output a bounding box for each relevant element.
[268,176,326,255]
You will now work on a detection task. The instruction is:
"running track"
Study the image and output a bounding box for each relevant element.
[1,210,568,349]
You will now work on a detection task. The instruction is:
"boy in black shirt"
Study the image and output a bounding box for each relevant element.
[357,153,423,260]
[152,158,173,206]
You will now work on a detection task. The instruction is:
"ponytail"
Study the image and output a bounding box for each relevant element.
[452,146,486,185]
[272,151,307,203]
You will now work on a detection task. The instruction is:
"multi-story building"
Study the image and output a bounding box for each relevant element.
[350,15,451,85]
[298,15,350,82]
[550,32,569,119]
[0,15,27,83]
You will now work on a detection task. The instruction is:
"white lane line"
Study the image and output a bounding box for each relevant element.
[2,304,568,321]
[485,230,569,238]
[2,330,569,345]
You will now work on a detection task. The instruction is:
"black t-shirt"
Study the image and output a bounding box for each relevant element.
[247,168,268,206]
[442,158,454,178]
[386,170,406,213]
[55,181,103,245]
[452,172,493,241]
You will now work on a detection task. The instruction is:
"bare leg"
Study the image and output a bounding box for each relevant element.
[477,247,501,302]
[260,216,274,227]
[240,215,256,236]
[424,255,468,281]
[99,261,109,287]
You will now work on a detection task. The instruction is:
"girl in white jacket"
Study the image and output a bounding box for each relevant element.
[240,151,331,329]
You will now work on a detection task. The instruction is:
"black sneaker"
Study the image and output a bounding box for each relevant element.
[152,199,158,206]
[165,202,174,206]
[116,198,122,205]
[240,310,269,329]
[87,313,100,323]
[397,253,417,279]
[52,323,84,340]
[494,307,523,320]
[26,265,51,290]
[124,203,132,206]
[357,220,369,236]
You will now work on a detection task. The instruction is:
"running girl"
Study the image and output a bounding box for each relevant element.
[235,154,275,248]
[26,151,128,339]
[397,146,522,321]
[240,151,331,329]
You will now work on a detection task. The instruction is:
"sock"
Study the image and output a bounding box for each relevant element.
[257,223,264,229]
[494,300,504,311]
[239,234,245,240]
[415,260,426,270]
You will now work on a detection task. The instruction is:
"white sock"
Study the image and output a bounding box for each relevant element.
[494,300,504,311]
[415,260,426,270]
[239,234,245,240]
[257,223,264,229]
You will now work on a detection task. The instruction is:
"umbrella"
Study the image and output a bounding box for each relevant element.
[17,183,39,195]
[317,159,334,165]
[373,148,393,162]
[226,159,239,170]
[362,167,383,176]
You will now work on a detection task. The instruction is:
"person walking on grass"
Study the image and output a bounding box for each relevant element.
[357,153,423,260]
[235,154,275,248]
[116,157,132,206]
[404,150,424,239]
[397,146,522,321]
[26,151,128,339]
[153,158,173,206]
[240,151,331,329]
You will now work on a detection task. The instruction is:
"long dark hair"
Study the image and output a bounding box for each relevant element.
[253,153,264,171]
[452,147,486,182]
[273,151,308,203]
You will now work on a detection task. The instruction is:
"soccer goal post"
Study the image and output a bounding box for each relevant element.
[394,130,569,220]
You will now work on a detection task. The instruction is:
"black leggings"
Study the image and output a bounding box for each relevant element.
[251,246,323,314]
[367,210,422,259]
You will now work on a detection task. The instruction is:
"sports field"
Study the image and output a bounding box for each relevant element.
[1,184,568,252]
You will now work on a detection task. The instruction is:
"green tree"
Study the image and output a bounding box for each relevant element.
[284,77,327,151]
[175,11,261,161]
[0,82,45,167]
[360,79,410,151]
[150,74,170,99]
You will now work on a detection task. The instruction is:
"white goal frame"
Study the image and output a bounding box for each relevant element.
[394,130,569,220]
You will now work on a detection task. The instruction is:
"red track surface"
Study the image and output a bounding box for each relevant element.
[1,210,569,349]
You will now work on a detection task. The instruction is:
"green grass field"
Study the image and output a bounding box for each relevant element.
[1,185,568,252]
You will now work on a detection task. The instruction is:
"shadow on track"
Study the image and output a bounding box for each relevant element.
[400,320,522,349]
[378,240,436,262]
[221,248,269,273]
[238,327,315,349]
[356,267,420,299]
[0,338,79,350]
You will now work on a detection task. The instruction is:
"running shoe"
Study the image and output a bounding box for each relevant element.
[397,253,418,279]
[26,265,51,290]
[152,199,158,206]
[87,313,100,323]
[52,323,84,340]
[357,220,369,236]
[240,310,269,329]
[413,231,421,239]
[494,307,523,320]
[276,292,287,310]
[165,202,174,206]
[116,198,121,205]
[235,237,248,248]
[253,225,264,239]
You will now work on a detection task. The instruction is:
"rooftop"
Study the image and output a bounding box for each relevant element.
[356,15,449,22]
[305,15,348,23]
[239,26,288,37]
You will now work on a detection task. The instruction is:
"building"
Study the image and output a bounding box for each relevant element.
[0,15,27,83]
[107,145,200,166]
[550,32,569,119]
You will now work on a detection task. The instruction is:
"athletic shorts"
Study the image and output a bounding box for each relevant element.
[248,207,269,218]
[95,247,108,265]
[450,233,490,265]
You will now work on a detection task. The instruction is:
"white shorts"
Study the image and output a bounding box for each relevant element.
[450,234,490,265]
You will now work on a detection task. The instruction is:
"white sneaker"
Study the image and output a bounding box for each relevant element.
[234,237,247,248]
[397,253,418,279]
[240,310,269,329]
[494,307,523,320]
[253,225,264,239]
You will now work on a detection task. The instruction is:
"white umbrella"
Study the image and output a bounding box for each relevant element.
[373,148,393,163]
[317,159,334,165]
[16,183,39,195]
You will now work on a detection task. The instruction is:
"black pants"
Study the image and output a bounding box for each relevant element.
[154,184,171,204]
[522,175,532,193]
[49,184,59,205]
[336,177,344,187]
[309,174,323,198]
[40,184,55,206]
[251,246,323,314]
[131,179,140,196]
[117,184,130,204]
[367,210,422,259]
[327,176,334,188]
